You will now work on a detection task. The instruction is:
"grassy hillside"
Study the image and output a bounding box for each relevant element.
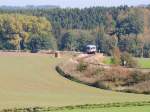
[0,54,150,109]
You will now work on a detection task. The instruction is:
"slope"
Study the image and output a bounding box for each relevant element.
[0,53,150,109]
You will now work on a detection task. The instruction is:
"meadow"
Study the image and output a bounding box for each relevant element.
[104,57,150,68]
[137,58,150,68]
[0,53,150,110]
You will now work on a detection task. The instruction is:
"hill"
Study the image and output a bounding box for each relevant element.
[0,53,150,110]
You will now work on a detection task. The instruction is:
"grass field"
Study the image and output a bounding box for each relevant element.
[0,54,150,110]
[104,57,150,68]
[136,58,150,68]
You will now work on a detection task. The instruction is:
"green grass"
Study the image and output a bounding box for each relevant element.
[52,105,150,112]
[136,58,150,68]
[3,101,150,112]
[104,56,150,68]
[0,54,150,110]
[103,57,113,65]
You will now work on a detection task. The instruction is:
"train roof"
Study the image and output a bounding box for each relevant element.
[86,45,96,47]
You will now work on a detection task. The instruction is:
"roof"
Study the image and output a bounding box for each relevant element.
[86,45,96,48]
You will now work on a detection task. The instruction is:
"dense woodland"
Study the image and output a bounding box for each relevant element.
[1,6,150,57]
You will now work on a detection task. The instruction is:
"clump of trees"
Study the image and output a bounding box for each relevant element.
[28,34,56,52]
[111,48,138,68]
[60,30,95,51]
[0,14,57,52]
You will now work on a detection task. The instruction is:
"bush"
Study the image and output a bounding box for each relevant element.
[123,80,150,94]
[112,47,121,65]
[93,81,110,89]
[125,71,150,86]
[125,71,143,85]
[77,61,88,72]
[131,71,143,83]
[120,52,138,68]
[92,68,104,76]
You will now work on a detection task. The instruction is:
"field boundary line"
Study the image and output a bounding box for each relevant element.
[2,101,150,112]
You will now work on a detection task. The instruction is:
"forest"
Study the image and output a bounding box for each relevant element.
[0,5,150,57]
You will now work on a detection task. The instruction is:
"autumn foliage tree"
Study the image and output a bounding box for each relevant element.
[0,14,56,51]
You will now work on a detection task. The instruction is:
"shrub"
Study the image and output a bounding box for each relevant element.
[124,80,150,94]
[76,61,88,72]
[124,71,143,86]
[131,71,143,83]
[112,47,121,65]
[93,81,110,89]
[120,52,138,68]
[92,68,105,76]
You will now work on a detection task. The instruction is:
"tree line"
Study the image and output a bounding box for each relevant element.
[0,14,56,52]
[0,6,150,57]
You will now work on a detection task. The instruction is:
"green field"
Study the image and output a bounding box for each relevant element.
[104,57,150,68]
[0,54,150,110]
[136,58,150,68]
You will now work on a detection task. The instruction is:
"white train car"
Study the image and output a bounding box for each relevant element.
[86,45,97,54]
